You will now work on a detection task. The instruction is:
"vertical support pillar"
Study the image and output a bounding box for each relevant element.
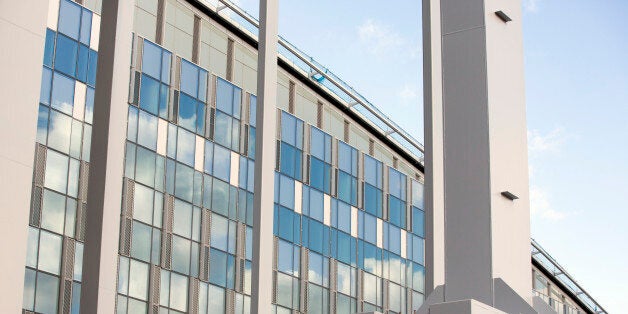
[422,0,445,296]
[251,0,279,313]
[420,0,533,313]
[80,0,135,312]
[0,1,49,312]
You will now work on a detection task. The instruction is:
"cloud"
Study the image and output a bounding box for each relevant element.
[529,185,568,221]
[528,127,566,154]
[523,0,541,12]
[398,84,419,102]
[357,19,411,57]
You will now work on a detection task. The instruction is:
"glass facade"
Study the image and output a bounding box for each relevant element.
[23,1,425,313]
[24,0,99,313]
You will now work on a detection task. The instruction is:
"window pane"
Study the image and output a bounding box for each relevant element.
[41,189,66,234]
[77,44,89,82]
[216,78,234,115]
[176,127,195,166]
[179,93,198,132]
[51,73,75,115]
[87,50,98,86]
[180,60,199,98]
[37,106,50,145]
[55,34,79,77]
[40,67,52,105]
[142,40,162,80]
[47,110,73,154]
[170,273,189,311]
[85,87,94,124]
[213,144,231,182]
[173,197,193,238]
[211,213,229,251]
[58,0,81,39]
[135,147,156,187]
[172,236,191,274]
[38,231,63,275]
[208,284,225,313]
[35,272,59,314]
[137,110,158,150]
[26,227,39,268]
[133,183,154,225]
[209,249,227,287]
[281,112,296,146]
[131,221,152,262]
[128,260,149,300]
[214,110,233,149]
[249,95,257,127]
[44,30,55,67]
[45,150,69,193]
[23,269,36,310]
[140,74,160,115]
[79,9,92,45]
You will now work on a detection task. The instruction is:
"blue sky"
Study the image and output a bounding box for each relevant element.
[232,0,626,311]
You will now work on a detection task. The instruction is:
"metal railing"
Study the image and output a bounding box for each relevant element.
[533,290,583,314]
[202,0,425,163]
[532,239,608,314]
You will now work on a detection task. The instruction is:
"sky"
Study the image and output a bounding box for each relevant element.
[230,0,627,312]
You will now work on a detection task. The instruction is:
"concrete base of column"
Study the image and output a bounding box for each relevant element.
[417,279,539,314]
[428,299,506,314]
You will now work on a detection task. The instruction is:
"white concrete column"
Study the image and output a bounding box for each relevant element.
[251,0,279,313]
[422,0,445,295]
[80,0,135,312]
[0,1,49,312]
[420,0,533,313]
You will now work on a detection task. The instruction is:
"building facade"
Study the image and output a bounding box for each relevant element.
[0,0,605,314]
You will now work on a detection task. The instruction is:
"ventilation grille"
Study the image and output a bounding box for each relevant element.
[29,187,42,227]
[61,279,72,314]
[161,233,172,269]
[79,161,89,201]
[34,144,46,186]
[288,81,295,114]
[155,0,166,44]
[226,289,235,314]
[368,139,375,156]
[190,278,200,313]
[226,39,234,81]
[209,108,216,141]
[130,71,141,106]
[120,217,132,256]
[77,202,87,241]
[192,15,201,63]
[124,178,134,218]
[344,120,350,143]
[150,264,161,308]
[63,237,75,279]
[316,102,323,128]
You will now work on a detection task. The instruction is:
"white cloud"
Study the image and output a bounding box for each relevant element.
[523,0,541,12]
[529,185,568,221]
[528,127,566,154]
[398,84,418,102]
[357,19,411,57]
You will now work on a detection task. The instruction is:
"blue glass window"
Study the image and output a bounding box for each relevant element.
[335,201,351,234]
[412,180,425,209]
[180,60,207,101]
[58,0,81,40]
[278,174,295,210]
[140,40,170,117]
[178,93,200,132]
[87,49,98,86]
[358,240,380,276]
[76,44,89,82]
[333,230,355,265]
[175,127,195,166]
[40,67,53,105]
[277,240,300,277]
[337,142,358,206]
[43,29,56,67]
[54,34,78,77]
[388,168,407,228]
[212,144,231,182]
[309,127,332,194]
[214,111,239,151]
[275,206,299,243]
[249,95,257,127]
[51,72,75,115]
[85,87,94,124]
[216,78,241,118]
[137,110,158,150]
[209,248,235,289]
[203,140,214,175]
[412,207,424,237]
[363,155,383,218]
[79,9,92,45]
[304,187,323,222]
[279,112,304,180]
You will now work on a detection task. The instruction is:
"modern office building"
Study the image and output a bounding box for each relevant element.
[0,0,606,314]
